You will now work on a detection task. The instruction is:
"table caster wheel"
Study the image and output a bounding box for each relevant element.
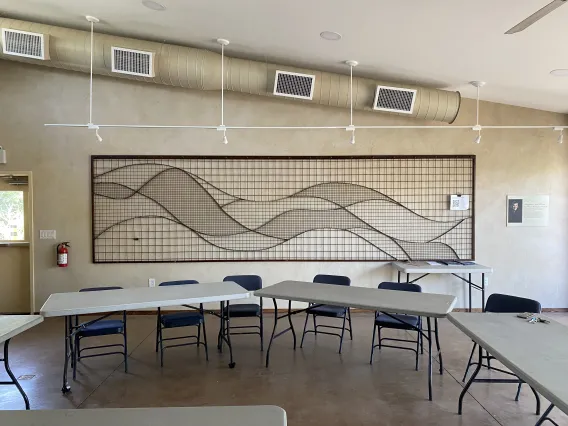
[229,362,236,369]
[61,385,71,394]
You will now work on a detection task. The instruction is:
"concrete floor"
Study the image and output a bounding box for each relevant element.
[1,312,567,426]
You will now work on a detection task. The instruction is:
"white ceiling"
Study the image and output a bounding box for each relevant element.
[1,0,568,113]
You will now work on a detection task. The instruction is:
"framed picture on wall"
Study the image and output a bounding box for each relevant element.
[507,195,549,227]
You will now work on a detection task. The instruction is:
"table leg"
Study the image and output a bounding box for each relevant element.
[397,271,401,283]
[217,301,224,352]
[406,273,410,283]
[459,344,483,414]
[434,318,443,374]
[481,273,486,312]
[427,317,432,401]
[287,300,296,350]
[61,316,71,394]
[1,339,30,409]
[265,298,279,368]
[535,403,558,426]
[468,273,472,312]
[225,300,235,369]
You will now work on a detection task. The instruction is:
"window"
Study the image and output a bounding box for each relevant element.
[0,191,25,241]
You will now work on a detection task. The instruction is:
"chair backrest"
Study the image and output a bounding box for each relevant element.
[313,274,351,286]
[485,293,541,313]
[79,286,123,292]
[159,280,199,286]
[223,275,262,291]
[378,282,422,293]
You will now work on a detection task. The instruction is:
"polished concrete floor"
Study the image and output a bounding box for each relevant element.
[1,312,567,425]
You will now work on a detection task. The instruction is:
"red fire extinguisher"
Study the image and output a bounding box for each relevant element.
[57,242,70,267]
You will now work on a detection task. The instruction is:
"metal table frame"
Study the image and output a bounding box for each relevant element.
[263,298,444,401]
[0,339,30,409]
[397,270,486,312]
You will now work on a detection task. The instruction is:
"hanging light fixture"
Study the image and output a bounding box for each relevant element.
[470,81,485,144]
[345,60,358,144]
[217,38,230,144]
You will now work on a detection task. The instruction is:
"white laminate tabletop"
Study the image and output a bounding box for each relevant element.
[40,281,250,317]
[448,312,568,416]
[255,281,456,317]
[0,405,287,426]
[392,261,493,274]
[0,315,43,344]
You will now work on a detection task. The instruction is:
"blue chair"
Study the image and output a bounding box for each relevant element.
[155,280,208,367]
[73,286,127,380]
[221,275,264,350]
[370,282,423,370]
[300,274,353,354]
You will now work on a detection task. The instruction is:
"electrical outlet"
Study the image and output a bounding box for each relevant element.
[39,230,56,240]
[148,278,156,288]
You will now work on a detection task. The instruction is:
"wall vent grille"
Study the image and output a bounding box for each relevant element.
[273,71,315,100]
[373,85,416,114]
[111,47,155,77]
[1,28,49,60]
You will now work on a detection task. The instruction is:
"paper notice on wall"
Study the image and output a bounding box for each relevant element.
[506,195,549,227]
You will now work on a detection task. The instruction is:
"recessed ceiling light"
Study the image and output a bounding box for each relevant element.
[550,69,568,76]
[320,31,342,41]
[142,0,166,11]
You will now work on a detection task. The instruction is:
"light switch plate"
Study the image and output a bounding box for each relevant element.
[39,230,56,240]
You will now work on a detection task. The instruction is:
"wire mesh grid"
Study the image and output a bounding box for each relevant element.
[91,155,475,263]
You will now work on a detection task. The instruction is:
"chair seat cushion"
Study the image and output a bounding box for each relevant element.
[307,305,346,317]
[375,313,420,329]
[225,304,261,317]
[161,312,204,328]
[77,320,125,337]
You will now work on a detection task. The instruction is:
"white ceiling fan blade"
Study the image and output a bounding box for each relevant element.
[505,0,567,34]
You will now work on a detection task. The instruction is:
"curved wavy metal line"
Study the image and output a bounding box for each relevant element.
[94,215,398,258]
[94,163,245,203]
[426,217,470,243]
[96,163,466,225]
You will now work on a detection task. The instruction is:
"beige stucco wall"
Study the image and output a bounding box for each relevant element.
[1,60,567,310]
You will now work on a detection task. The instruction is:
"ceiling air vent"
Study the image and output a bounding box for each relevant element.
[111,47,155,77]
[1,28,49,60]
[373,85,416,114]
[273,71,315,100]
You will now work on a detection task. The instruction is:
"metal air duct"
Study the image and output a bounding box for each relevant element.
[0,17,461,123]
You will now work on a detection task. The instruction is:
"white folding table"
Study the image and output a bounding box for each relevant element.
[0,315,44,410]
[255,280,457,401]
[40,282,250,394]
[0,405,287,426]
[391,262,493,312]
[449,312,568,425]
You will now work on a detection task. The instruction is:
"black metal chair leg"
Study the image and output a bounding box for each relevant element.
[300,312,309,348]
[427,317,433,401]
[370,323,377,364]
[462,342,477,382]
[378,325,382,349]
[312,314,317,336]
[72,335,78,380]
[338,312,347,354]
[420,321,424,354]
[459,345,483,414]
[415,328,420,371]
[217,302,224,352]
[3,339,30,410]
[159,321,165,367]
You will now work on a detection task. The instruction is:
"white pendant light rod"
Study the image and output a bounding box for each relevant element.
[217,38,230,144]
[345,60,358,144]
[470,81,485,144]
[85,16,102,142]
